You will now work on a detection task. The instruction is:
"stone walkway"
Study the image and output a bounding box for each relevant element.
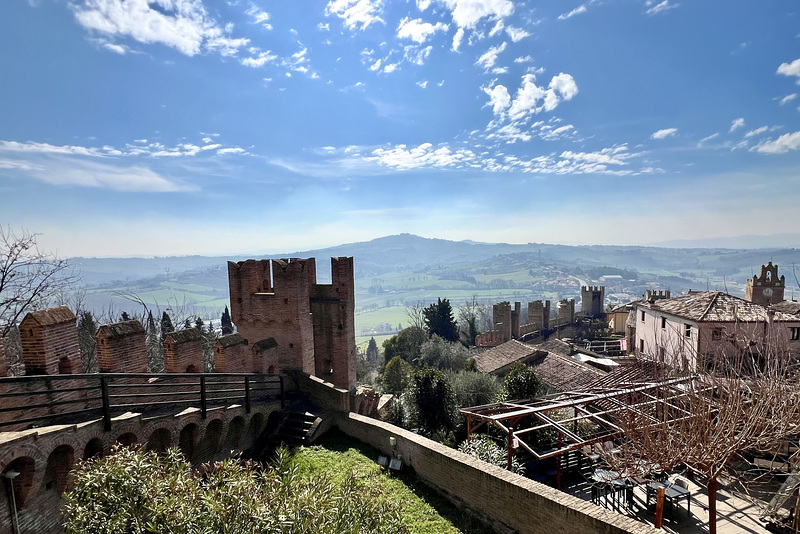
[563,474,779,534]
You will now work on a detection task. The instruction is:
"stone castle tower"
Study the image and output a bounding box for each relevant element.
[227,257,355,390]
[745,262,785,307]
[581,286,605,317]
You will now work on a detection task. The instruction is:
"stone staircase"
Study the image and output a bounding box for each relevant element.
[273,409,321,447]
[248,399,326,462]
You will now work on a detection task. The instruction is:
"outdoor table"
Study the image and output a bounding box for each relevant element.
[645,481,691,519]
[590,469,634,511]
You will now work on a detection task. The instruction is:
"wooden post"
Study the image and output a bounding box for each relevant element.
[655,486,665,529]
[556,431,562,490]
[200,375,207,420]
[244,376,251,414]
[507,426,514,471]
[467,414,472,443]
[100,376,111,431]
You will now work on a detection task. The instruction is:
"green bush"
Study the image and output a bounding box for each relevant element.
[499,362,542,401]
[62,445,407,534]
[447,370,501,409]
[458,435,524,475]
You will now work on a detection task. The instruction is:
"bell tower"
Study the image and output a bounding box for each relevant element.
[745,262,784,306]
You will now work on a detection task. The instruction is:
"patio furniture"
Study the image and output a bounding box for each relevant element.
[646,480,691,519]
[590,469,634,511]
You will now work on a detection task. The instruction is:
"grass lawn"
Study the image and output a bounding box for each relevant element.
[291,430,492,534]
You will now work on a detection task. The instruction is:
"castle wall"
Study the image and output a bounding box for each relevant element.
[96,321,147,374]
[20,307,80,376]
[213,334,248,373]
[580,286,605,317]
[163,330,204,373]
[227,259,316,375]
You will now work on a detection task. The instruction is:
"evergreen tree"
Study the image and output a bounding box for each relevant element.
[502,362,542,401]
[366,337,379,363]
[160,312,174,341]
[77,310,98,373]
[409,367,456,437]
[422,298,458,342]
[146,311,156,335]
[221,306,233,335]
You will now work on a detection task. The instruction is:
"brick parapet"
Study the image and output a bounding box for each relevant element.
[163,329,204,373]
[20,307,80,375]
[96,321,147,373]
[337,413,659,534]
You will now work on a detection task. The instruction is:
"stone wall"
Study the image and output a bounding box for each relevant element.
[213,333,248,373]
[337,413,659,534]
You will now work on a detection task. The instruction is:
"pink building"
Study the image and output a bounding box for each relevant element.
[635,291,800,371]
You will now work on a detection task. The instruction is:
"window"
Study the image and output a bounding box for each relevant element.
[661,317,667,329]
[639,339,644,353]
[659,346,666,362]
[712,329,722,341]
[641,311,645,322]
[684,324,692,337]
[791,327,800,341]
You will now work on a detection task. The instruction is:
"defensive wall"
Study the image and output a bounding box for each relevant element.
[337,413,658,534]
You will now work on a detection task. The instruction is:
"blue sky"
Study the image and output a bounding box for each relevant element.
[1,0,799,257]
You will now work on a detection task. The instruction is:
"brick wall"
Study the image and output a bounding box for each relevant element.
[337,413,659,534]
[163,329,204,373]
[20,307,80,375]
[96,320,147,373]
[310,257,356,390]
[213,333,248,373]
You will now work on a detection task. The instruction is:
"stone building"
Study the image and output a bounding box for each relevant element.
[228,257,356,389]
[163,328,204,373]
[96,320,147,373]
[581,286,606,317]
[19,306,80,375]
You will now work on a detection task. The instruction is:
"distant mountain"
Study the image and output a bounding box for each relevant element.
[650,233,800,250]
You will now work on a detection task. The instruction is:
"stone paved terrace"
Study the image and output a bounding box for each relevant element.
[564,473,774,534]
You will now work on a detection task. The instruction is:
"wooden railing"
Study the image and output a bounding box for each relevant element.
[0,373,284,431]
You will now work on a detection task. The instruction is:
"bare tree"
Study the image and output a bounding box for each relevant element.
[605,325,800,534]
[405,301,427,330]
[0,226,77,337]
[457,295,489,346]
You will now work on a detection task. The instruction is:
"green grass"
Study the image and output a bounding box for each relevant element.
[291,430,492,534]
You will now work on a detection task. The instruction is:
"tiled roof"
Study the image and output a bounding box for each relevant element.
[642,291,800,323]
[99,320,145,339]
[531,351,606,391]
[215,333,246,348]
[474,339,538,374]
[772,301,800,316]
[25,306,76,326]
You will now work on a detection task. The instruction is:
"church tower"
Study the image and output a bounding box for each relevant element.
[745,262,784,306]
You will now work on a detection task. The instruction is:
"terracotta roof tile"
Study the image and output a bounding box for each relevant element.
[474,340,538,374]
[642,291,799,322]
[25,306,76,326]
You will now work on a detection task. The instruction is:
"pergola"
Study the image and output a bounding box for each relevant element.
[461,372,701,487]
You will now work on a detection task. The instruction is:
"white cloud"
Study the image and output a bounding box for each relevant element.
[697,133,719,146]
[744,126,768,138]
[752,131,800,154]
[452,27,465,51]
[729,117,745,132]
[476,41,506,70]
[777,58,800,81]
[503,73,578,120]
[397,17,449,43]
[218,147,246,155]
[383,62,399,73]
[559,5,587,20]
[366,142,477,170]
[514,55,532,63]
[241,49,277,68]
[645,0,679,15]
[246,5,272,30]
[0,159,45,171]
[417,0,432,10]
[483,84,511,114]
[441,0,514,29]
[779,93,797,105]
[369,58,382,71]
[71,0,249,57]
[0,140,106,157]
[416,80,428,88]
[505,26,529,41]
[318,22,330,31]
[651,128,677,140]
[325,0,385,31]
[102,42,129,54]
[488,20,504,37]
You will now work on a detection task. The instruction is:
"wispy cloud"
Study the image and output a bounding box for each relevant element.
[697,133,719,147]
[443,0,514,30]
[246,5,272,30]
[729,118,745,132]
[325,0,385,31]
[752,131,800,154]
[559,5,587,20]
[397,17,448,43]
[476,42,507,70]
[779,93,798,105]
[71,0,249,57]
[651,128,677,140]
[645,0,679,15]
